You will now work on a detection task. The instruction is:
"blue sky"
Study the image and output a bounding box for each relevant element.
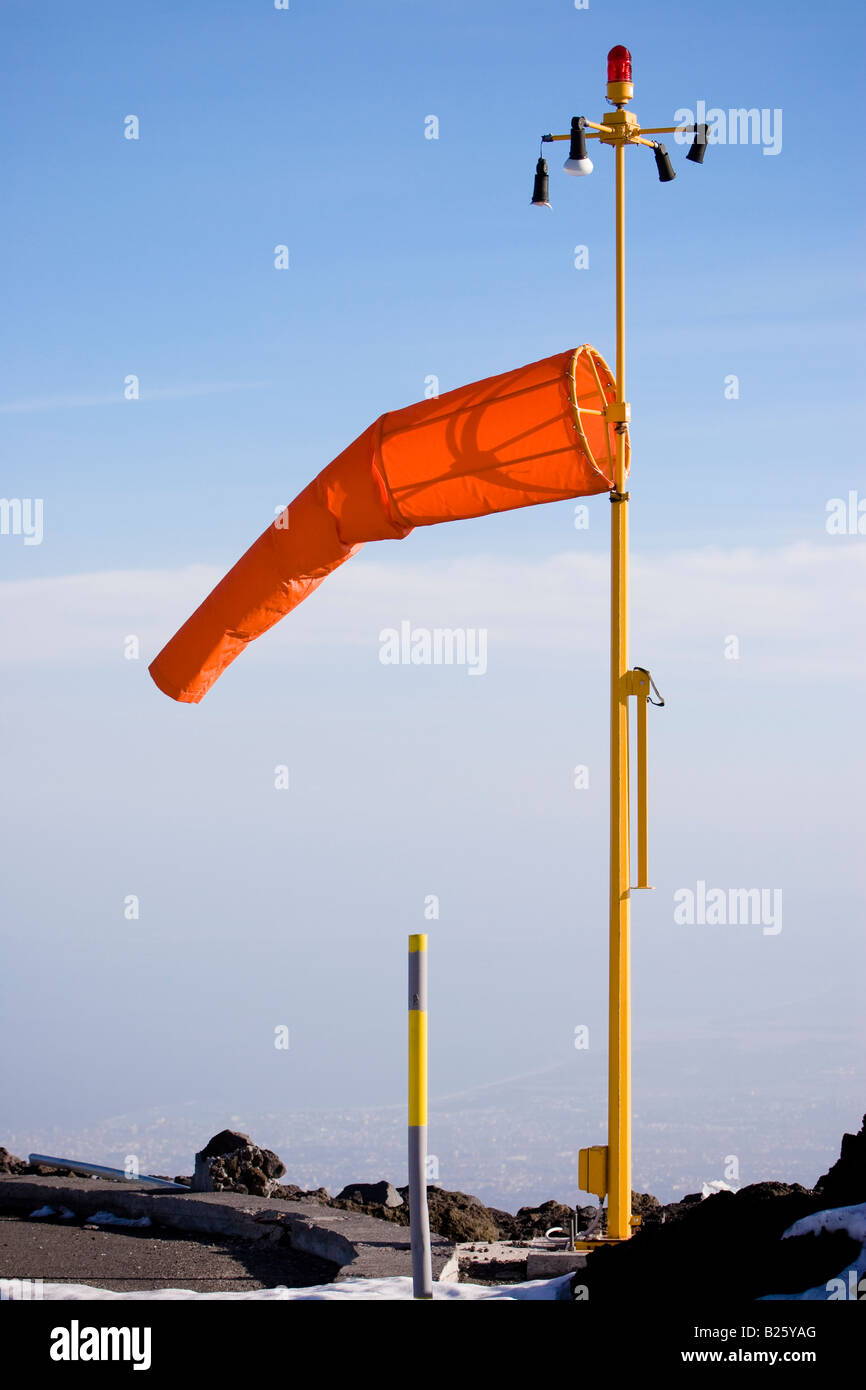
[2,0,863,570]
[1,1,864,1199]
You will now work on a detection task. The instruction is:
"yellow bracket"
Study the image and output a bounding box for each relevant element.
[599,110,640,145]
[604,400,631,425]
[625,667,664,890]
[545,116,692,149]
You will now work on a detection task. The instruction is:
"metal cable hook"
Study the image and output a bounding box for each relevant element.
[633,665,664,706]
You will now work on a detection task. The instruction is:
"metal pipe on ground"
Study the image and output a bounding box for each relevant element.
[28,1155,187,1190]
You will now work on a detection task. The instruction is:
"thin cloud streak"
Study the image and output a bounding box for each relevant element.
[0,543,862,681]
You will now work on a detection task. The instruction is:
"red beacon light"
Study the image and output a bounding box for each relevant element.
[607,46,632,84]
[606,45,634,104]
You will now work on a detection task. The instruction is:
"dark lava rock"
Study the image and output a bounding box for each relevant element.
[329,1185,500,1240]
[814,1114,866,1209]
[331,1197,407,1225]
[762,1229,862,1296]
[275,1179,587,1245]
[336,1187,583,1244]
[0,1148,28,1175]
[271,1183,310,1203]
[198,1130,251,1160]
[423,1188,499,1242]
[576,1181,833,1302]
[578,1204,601,1233]
[270,1183,334,1205]
[484,1205,520,1240]
[298,1186,332,1204]
[193,1130,286,1197]
[629,1191,663,1228]
[0,1147,71,1178]
[335,1180,403,1209]
[510,1200,576,1240]
[386,1186,499,1242]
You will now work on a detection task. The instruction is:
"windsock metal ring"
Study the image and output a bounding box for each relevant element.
[567,343,630,483]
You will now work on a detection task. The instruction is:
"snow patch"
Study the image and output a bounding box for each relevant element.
[33,1274,571,1302]
[701,1180,737,1198]
[84,1212,152,1229]
[761,1203,866,1301]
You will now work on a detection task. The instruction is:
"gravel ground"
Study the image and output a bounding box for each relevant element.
[0,1214,339,1293]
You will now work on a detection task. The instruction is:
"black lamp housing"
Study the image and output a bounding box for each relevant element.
[653,142,676,183]
[531,156,551,207]
[568,116,589,164]
[686,122,709,164]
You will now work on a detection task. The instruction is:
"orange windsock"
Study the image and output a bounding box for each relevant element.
[149,346,622,703]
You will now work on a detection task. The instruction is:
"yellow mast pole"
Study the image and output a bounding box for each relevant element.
[551,48,690,1242]
[607,135,632,1243]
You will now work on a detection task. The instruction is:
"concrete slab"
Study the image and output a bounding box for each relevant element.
[449,1238,590,1284]
[526,1246,589,1279]
[0,1212,338,1293]
[524,1236,589,1278]
[0,1176,454,1283]
[453,1240,530,1283]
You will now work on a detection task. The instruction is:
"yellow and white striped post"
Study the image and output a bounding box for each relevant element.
[408,933,433,1299]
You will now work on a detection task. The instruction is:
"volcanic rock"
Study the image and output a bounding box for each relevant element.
[814,1114,866,1208]
[335,1180,403,1209]
[577,1181,832,1302]
[0,1148,28,1175]
[510,1200,576,1240]
[192,1130,286,1197]
[421,1188,500,1242]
